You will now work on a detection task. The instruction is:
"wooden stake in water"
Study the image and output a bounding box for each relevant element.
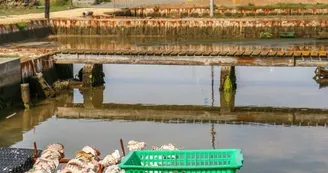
[120,139,126,156]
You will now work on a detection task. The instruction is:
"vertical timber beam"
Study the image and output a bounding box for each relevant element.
[219,66,236,92]
[45,0,50,19]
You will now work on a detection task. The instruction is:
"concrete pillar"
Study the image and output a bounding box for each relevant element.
[82,64,105,87]
[219,66,237,92]
[220,91,235,113]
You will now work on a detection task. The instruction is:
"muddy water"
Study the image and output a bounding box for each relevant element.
[0,64,328,173]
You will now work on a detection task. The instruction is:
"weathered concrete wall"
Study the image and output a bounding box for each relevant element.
[130,8,328,18]
[0,58,21,104]
[51,18,328,39]
[0,20,51,44]
[72,0,97,7]
[21,55,55,81]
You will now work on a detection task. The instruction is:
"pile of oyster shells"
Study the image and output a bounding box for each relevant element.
[26,140,178,173]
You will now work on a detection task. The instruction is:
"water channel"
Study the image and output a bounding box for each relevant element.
[1,37,328,173]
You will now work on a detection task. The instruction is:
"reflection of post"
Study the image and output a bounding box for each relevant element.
[220,91,235,113]
[211,66,214,107]
[288,113,295,124]
[219,66,236,92]
[211,124,216,149]
[220,66,236,113]
[83,87,104,109]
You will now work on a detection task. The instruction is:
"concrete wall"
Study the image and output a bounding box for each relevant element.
[130,8,328,18]
[72,0,97,7]
[0,20,51,44]
[51,18,328,39]
[0,58,21,102]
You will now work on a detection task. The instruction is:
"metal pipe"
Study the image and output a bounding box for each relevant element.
[210,0,214,17]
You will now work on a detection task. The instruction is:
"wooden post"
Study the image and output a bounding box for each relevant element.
[219,66,236,92]
[21,83,31,109]
[45,0,50,19]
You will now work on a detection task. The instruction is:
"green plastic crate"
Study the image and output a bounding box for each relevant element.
[119,149,243,173]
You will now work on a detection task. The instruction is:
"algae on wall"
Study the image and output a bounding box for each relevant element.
[51,19,327,39]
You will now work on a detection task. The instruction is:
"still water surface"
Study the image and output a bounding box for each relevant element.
[1,65,328,173]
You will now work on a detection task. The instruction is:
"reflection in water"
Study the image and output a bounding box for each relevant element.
[10,119,328,173]
[211,124,216,149]
[52,36,328,52]
[0,64,328,173]
[72,64,328,108]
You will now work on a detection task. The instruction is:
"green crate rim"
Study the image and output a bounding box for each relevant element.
[119,149,244,170]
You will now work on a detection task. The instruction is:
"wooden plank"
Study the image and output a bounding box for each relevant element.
[98,51,108,55]
[310,51,319,57]
[319,51,327,57]
[162,51,173,56]
[285,51,294,57]
[293,51,302,57]
[276,51,285,57]
[301,51,310,57]
[210,51,220,56]
[130,50,139,55]
[234,51,244,56]
[122,50,132,55]
[243,51,253,56]
[268,51,277,57]
[227,51,237,56]
[194,51,204,56]
[219,51,229,56]
[251,51,261,56]
[203,51,212,56]
[260,51,269,57]
[137,50,147,55]
[113,50,123,55]
[178,51,188,56]
[146,51,156,56]
[170,51,179,56]
[186,51,196,56]
[154,51,164,56]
